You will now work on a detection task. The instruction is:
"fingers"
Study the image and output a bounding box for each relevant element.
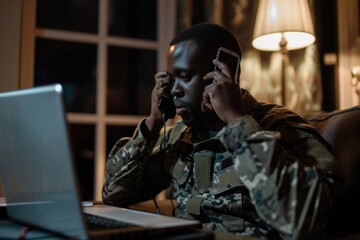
[201,68,234,113]
[154,71,174,102]
[154,71,168,88]
[212,59,233,82]
[201,91,213,112]
[203,70,232,85]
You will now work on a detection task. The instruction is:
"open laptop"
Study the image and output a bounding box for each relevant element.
[0,84,202,239]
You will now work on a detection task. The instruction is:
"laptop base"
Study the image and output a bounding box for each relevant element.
[0,219,214,240]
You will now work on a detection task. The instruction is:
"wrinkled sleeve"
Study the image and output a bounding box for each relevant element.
[102,119,172,207]
[218,115,339,240]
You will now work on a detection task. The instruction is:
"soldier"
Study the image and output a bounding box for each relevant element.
[102,23,340,239]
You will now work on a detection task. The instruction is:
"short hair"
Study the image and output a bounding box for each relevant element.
[170,23,242,81]
[170,23,242,62]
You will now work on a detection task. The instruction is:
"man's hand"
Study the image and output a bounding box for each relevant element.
[145,71,173,134]
[202,59,245,124]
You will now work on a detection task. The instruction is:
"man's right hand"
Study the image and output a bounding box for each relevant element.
[145,71,172,135]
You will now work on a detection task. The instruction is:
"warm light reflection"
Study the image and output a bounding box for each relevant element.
[351,65,360,78]
[252,32,316,51]
[269,3,277,21]
[351,65,360,86]
[252,0,315,51]
[351,65,360,104]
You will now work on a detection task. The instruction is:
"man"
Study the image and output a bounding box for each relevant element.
[102,23,339,239]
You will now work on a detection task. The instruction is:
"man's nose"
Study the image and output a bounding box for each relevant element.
[171,80,184,98]
[171,79,184,98]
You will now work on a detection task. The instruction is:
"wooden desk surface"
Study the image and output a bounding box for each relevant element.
[2,197,359,239]
[129,199,175,216]
[1,197,258,239]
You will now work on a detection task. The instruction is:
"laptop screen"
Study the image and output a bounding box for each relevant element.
[0,84,87,239]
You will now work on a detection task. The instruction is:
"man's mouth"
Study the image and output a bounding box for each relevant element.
[176,107,187,115]
[174,101,187,115]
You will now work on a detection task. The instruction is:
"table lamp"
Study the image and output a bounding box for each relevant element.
[252,0,316,106]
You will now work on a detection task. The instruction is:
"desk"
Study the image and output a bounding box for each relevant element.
[2,197,360,239]
[128,200,360,239]
[0,220,258,240]
[0,197,258,240]
[129,200,259,240]
[129,199,175,216]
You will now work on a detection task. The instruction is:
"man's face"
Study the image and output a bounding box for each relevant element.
[166,40,214,127]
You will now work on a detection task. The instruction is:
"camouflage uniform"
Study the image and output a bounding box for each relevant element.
[103,90,340,239]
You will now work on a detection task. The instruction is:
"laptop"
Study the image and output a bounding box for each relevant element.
[0,84,202,239]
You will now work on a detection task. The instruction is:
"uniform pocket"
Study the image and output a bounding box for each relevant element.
[172,158,192,186]
[209,167,243,196]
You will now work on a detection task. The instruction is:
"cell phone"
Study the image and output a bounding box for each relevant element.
[158,96,176,121]
[214,47,240,81]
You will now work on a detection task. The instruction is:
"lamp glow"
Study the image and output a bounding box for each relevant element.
[252,0,316,106]
[252,0,316,51]
[252,32,315,51]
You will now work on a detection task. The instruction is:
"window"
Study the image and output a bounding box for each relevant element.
[21,0,176,200]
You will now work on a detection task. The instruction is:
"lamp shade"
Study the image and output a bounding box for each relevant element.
[252,0,315,51]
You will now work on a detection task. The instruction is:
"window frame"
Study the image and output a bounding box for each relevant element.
[20,0,177,200]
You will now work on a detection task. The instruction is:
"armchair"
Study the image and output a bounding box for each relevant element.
[303,105,360,238]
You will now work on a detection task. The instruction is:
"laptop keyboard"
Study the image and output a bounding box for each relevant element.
[85,213,137,230]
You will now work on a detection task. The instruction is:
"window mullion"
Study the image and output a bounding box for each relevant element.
[20,0,36,89]
[94,0,109,201]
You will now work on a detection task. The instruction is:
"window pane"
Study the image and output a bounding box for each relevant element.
[68,124,95,201]
[106,125,137,155]
[35,38,97,113]
[107,46,156,115]
[36,0,99,34]
[108,0,157,40]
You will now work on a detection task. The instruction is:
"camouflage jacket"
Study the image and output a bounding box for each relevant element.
[103,90,339,239]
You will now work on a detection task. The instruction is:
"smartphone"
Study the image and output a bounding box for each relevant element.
[214,47,240,81]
